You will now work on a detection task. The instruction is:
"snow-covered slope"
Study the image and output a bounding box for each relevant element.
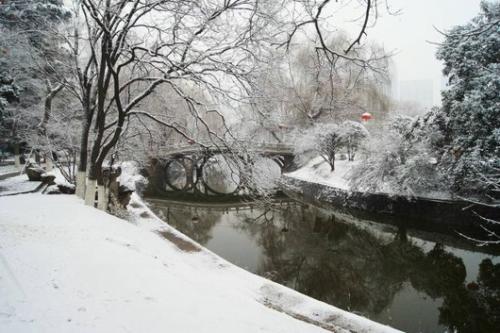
[0,190,400,333]
[286,157,355,190]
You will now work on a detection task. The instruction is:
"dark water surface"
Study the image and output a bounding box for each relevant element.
[147,198,500,333]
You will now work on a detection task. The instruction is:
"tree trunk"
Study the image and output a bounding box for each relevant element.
[84,164,99,207]
[39,82,63,135]
[84,178,97,206]
[330,153,335,171]
[45,154,53,171]
[13,142,21,170]
[76,170,86,198]
[97,184,108,211]
[76,117,91,199]
[90,111,125,211]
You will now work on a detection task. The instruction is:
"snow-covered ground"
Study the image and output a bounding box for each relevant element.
[0,176,400,333]
[0,164,19,177]
[0,174,40,195]
[286,157,355,190]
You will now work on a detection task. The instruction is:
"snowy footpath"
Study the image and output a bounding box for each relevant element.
[0,178,400,333]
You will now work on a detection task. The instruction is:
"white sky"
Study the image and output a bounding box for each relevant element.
[358,0,483,104]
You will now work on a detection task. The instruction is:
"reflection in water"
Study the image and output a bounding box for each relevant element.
[155,155,283,196]
[202,155,241,194]
[165,160,188,190]
[148,199,500,333]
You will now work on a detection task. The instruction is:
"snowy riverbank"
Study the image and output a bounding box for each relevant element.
[286,157,452,201]
[282,159,500,230]
[0,177,400,332]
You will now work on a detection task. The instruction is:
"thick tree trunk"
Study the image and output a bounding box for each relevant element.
[84,164,99,206]
[84,178,97,206]
[76,117,91,199]
[97,184,108,210]
[90,111,125,211]
[76,170,86,198]
[89,154,113,210]
[85,136,103,207]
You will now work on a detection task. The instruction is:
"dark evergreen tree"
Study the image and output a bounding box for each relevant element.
[0,74,19,118]
[0,0,71,157]
[435,0,500,194]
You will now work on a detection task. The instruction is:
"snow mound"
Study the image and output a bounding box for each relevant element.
[117,161,147,193]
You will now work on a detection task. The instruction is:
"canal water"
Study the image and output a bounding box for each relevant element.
[146,198,500,333]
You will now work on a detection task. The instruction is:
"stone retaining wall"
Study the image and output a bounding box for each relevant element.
[282,176,500,233]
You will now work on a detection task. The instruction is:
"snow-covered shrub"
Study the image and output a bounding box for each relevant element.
[118,161,148,195]
[349,115,447,196]
[340,120,369,161]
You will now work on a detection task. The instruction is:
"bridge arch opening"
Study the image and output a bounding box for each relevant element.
[250,156,282,193]
[201,154,241,195]
[164,157,197,191]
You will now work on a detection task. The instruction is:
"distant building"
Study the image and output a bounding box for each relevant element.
[399,79,434,109]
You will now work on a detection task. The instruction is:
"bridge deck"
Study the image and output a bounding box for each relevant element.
[157,143,294,156]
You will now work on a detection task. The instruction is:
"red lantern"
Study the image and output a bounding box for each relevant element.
[361,112,373,122]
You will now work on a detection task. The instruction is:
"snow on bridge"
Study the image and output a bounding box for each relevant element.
[156,142,295,157]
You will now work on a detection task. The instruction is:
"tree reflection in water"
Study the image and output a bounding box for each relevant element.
[151,203,221,245]
[148,199,500,333]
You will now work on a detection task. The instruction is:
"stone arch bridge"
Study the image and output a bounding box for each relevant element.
[146,143,296,196]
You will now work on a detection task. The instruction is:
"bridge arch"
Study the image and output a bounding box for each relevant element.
[146,143,296,197]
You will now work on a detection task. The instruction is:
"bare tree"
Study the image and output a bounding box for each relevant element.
[49,0,396,209]
[295,123,345,171]
[282,0,395,70]
[244,31,392,142]
[62,0,283,208]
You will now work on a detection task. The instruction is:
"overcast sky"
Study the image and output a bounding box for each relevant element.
[359,0,484,104]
